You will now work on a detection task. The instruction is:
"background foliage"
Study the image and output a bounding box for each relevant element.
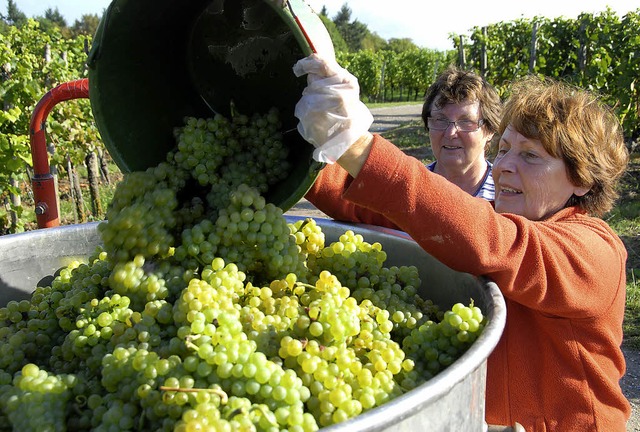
[1,1,639,234]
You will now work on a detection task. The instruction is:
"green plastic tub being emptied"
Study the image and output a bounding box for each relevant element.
[87,0,334,211]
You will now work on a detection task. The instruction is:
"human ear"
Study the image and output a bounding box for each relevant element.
[573,185,590,197]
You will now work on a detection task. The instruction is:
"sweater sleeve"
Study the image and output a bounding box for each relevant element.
[305,159,401,229]
[341,134,627,318]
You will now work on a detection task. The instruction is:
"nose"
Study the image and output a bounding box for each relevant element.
[443,122,459,136]
[493,150,515,173]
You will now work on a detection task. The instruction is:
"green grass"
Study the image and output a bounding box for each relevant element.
[58,182,116,224]
[607,154,640,349]
[608,201,640,349]
[366,101,423,110]
[624,276,640,349]
[379,120,430,152]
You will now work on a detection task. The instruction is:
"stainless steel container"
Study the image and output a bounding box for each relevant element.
[0,217,506,431]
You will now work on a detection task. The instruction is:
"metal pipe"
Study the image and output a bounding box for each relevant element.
[29,78,90,228]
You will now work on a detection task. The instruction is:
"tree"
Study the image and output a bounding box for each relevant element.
[4,0,27,27]
[332,4,358,51]
[332,4,375,52]
[386,38,419,54]
[318,14,348,53]
[361,32,387,52]
[345,19,371,52]
[37,7,69,36]
[72,14,101,37]
[332,4,352,29]
[43,7,66,27]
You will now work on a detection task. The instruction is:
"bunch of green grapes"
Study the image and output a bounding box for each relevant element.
[228,108,283,186]
[171,115,234,187]
[289,217,326,256]
[99,106,292,267]
[108,254,172,311]
[307,230,438,339]
[0,364,74,432]
[0,249,112,377]
[60,293,136,364]
[180,107,289,211]
[401,301,486,382]
[307,230,387,287]
[270,271,406,427]
[97,169,180,263]
[171,107,288,196]
[0,299,41,375]
[176,184,306,284]
[168,259,313,430]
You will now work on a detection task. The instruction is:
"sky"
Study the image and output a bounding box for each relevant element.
[4,0,639,51]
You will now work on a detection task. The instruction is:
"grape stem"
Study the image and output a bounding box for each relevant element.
[251,405,278,425]
[184,337,201,352]
[159,386,229,403]
[74,394,87,408]
[298,218,311,229]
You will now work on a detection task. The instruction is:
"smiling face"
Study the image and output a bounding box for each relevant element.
[429,100,494,174]
[493,125,590,220]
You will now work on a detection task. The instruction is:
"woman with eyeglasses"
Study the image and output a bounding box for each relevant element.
[302,66,502,228]
[422,66,501,200]
[292,54,631,430]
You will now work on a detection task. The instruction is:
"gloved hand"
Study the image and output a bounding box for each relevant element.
[293,54,374,164]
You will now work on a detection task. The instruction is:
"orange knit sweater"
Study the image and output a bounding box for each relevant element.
[305,135,631,431]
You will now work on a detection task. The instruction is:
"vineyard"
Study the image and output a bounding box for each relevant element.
[342,8,640,141]
[1,20,102,234]
[2,8,640,233]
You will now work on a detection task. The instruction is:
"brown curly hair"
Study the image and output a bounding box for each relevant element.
[421,66,502,150]
[499,75,629,217]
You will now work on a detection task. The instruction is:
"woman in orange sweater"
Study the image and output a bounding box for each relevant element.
[293,54,631,431]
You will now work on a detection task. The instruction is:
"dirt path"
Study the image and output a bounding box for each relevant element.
[623,345,640,431]
[285,104,640,431]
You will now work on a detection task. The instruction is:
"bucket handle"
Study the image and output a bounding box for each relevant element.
[284,0,318,53]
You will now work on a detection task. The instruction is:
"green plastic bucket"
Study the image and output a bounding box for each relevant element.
[87,0,332,211]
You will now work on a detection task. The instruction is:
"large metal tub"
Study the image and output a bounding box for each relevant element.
[0,217,506,431]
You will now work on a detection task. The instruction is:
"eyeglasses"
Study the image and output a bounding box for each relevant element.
[427,117,485,132]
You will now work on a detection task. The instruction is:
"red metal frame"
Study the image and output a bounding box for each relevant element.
[29,78,89,228]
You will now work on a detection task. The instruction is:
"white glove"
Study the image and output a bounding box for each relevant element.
[293,54,374,164]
